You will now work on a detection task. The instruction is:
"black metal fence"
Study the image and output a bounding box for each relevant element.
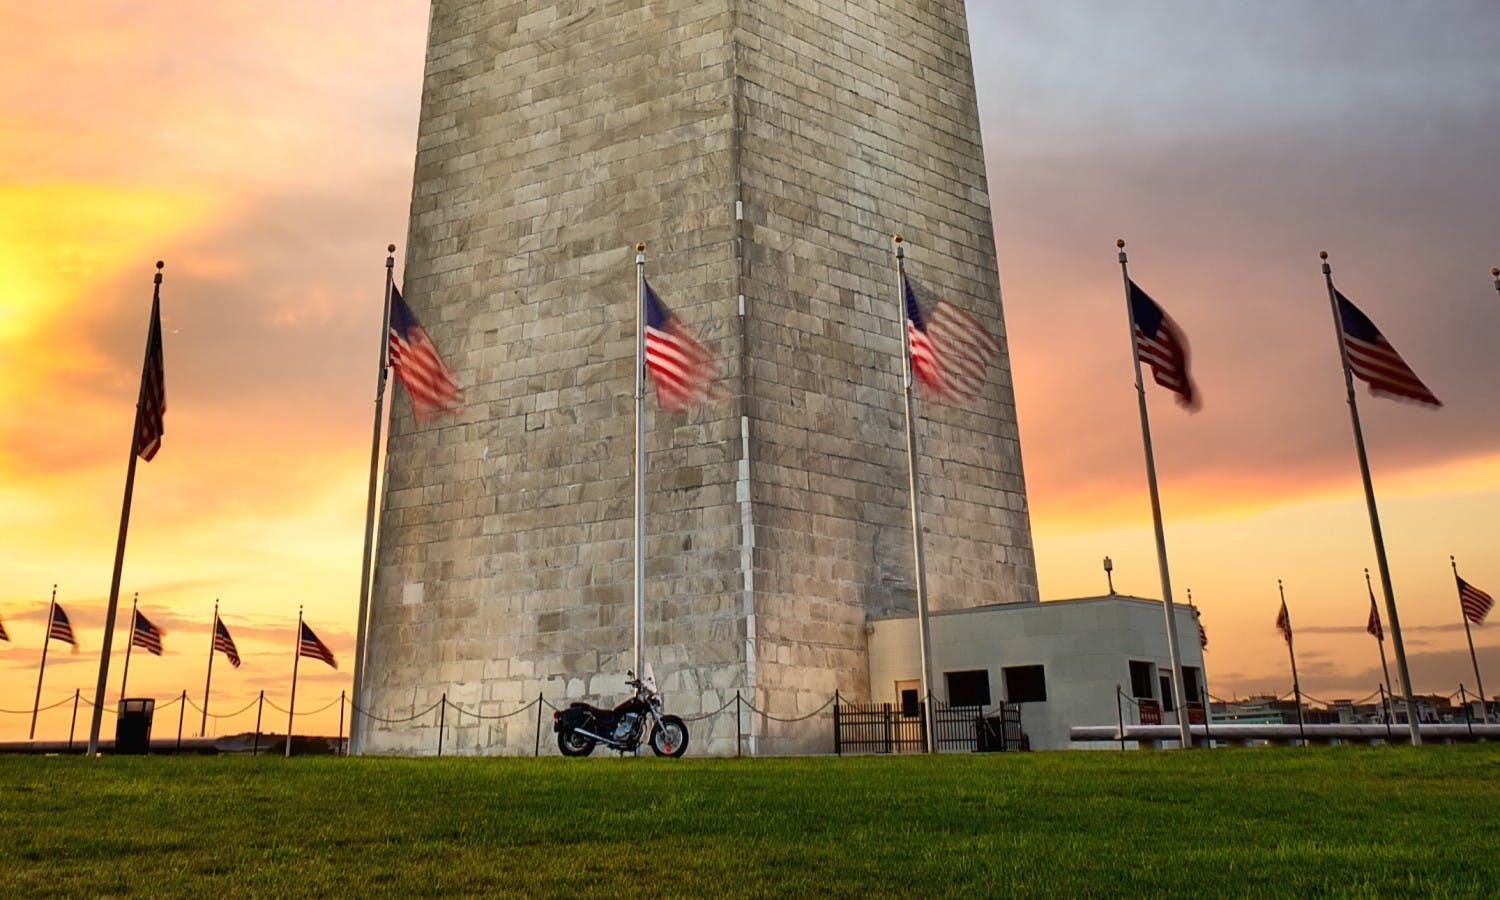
[832,695,1024,754]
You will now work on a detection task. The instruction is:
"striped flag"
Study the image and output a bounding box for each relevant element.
[131,609,165,656]
[49,603,78,652]
[0,613,8,642]
[1127,280,1198,410]
[1275,599,1292,645]
[213,616,241,668]
[1198,621,1208,650]
[1366,588,1384,641]
[902,274,1001,401]
[1334,290,1440,407]
[644,279,719,412]
[1457,577,1494,626]
[388,286,462,422]
[134,298,167,460]
[298,622,337,669]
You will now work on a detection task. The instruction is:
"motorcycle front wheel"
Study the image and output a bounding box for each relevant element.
[557,729,596,757]
[649,715,689,757]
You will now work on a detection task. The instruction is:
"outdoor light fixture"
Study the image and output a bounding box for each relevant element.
[1103,556,1115,595]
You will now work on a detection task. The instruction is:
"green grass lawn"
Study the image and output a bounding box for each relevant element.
[5,746,1499,896]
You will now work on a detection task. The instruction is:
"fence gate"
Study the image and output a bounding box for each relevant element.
[833,697,1024,754]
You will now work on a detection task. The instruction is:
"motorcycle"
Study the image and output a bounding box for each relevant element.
[553,671,689,757]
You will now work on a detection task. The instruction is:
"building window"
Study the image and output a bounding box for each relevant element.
[945,670,991,707]
[1129,660,1156,699]
[1159,674,1175,712]
[1003,665,1047,703]
[896,680,921,717]
[1181,667,1202,704]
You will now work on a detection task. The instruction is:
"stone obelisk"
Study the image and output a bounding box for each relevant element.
[362,0,1037,755]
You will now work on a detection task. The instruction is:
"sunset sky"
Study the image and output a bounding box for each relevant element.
[3,3,1498,742]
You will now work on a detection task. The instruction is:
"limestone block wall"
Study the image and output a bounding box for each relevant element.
[364,0,1036,756]
[734,0,1037,752]
[365,0,749,755]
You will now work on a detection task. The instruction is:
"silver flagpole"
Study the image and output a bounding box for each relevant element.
[30,585,58,740]
[288,607,303,758]
[1366,570,1396,724]
[892,235,937,751]
[1279,581,1307,744]
[634,243,647,679]
[1320,251,1421,745]
[1451,556,1489,724]
[350,244,397,755]
[119,594,138,704]
[202,599,218,736]
[1116,240,1192,748]
[89,261,164,757]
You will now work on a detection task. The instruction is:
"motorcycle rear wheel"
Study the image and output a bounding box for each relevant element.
[649,715,689,757]
[558,729,596,757]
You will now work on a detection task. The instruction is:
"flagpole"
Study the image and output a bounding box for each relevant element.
[892,235,937,751]
[1451,556,1489,724]
[88,261,163,757]
[1492,267,1499,302]
[119,594,138,704]
[1366,569,1396,724]
[1320,251,1421,745]
[1117,240,1192,748]
[1279,581,1307,744]
[634,244,648,680]
[29,585,58,740]
[350,244,397,755]
[202,600,218,736]
[288,607,303,758]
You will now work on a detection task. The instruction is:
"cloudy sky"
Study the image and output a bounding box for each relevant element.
[3,2,1498,741]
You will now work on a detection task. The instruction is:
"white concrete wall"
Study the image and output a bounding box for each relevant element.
[867,596,1206,750]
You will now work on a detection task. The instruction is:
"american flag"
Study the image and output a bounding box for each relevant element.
[1366,588,1384,642]
[388,286,462,422]
[131,609,165,656]
[1127,280,1198,410]
[1334,290,1440,407]
[644,279,719,412]
[299,621,337,669]
[1275,599,1292,645]
[134,299,166,460]
[214,616,241,668]
[49,603,78,651]
[1457,576,1494,626]
[902,274,1001,401]
[1198,621,1208,650]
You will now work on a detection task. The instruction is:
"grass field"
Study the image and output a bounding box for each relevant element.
[5,746,1500,896]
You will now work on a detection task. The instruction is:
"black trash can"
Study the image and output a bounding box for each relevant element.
[115,698,155,754]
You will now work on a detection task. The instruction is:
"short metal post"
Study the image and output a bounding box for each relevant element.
[176,690,186,753]
[534,693,544,757]
[833,690,841,756]
[1461,685,1473,738]
[338,691,346,756]
[1200,684,1212,748]
[68,689,80,752]
[1117,685,1126,752]
[437,693,447,757]
[252,691,264,756]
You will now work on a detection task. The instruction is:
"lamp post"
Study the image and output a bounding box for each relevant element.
[1104,556,1115,595]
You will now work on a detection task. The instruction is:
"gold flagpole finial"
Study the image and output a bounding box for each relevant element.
[388,243,396,253]
[1116,238,1125,249]
[893,234,903,244]
[636,243,645,253]
[154,260,164,284]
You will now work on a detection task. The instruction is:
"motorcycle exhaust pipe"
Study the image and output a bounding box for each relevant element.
[571,727,617,746]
